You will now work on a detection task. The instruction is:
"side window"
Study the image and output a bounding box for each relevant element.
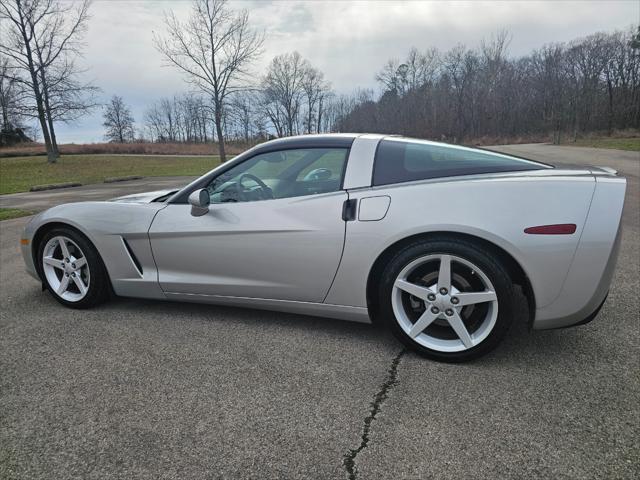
[373,139,548,186]
[207,148,348,203]
[296,149,346,183]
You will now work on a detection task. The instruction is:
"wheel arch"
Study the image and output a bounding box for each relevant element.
[366,231,536,326]
[31,221,111,291]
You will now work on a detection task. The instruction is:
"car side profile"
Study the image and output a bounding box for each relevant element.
[20,134,626,361]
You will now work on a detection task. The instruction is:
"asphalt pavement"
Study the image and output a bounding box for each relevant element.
[1,144,638,479]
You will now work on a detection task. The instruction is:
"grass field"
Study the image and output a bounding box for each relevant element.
[0,208,33,221]
[563,136,640,151]
[0,154,221,195]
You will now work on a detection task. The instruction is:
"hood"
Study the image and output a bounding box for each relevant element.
[110,189,178,204]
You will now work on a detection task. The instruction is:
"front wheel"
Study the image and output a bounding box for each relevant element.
[38,227,110,309]
[378,239,515,362]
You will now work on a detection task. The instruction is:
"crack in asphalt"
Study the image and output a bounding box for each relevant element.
[343,349,407,480]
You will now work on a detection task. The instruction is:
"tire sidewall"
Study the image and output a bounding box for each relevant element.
[379,239,515,362]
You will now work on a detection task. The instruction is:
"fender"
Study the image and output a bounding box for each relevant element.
[24,202,167,300]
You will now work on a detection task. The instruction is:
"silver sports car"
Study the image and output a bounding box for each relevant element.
[20,134,626,361]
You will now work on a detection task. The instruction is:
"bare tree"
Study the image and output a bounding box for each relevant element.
[259,84,286,137]
[36,57,98,124]
[261,51,309,136]
[530,44,568,143]
[301,65,330,134]
[0,54,33,145]
[144,102,164,142]
[144,94,213,143]
[154,0,263,162]
[0,0,93,162]
[376,48,440,97]
[376,59,405,95]
[227,90,256,141]
[479,30,511,135]
[16,57,100,130]
[316,87,333,133]
[103,95,135,143]
[405,47,439,90]
[0,56,20,130]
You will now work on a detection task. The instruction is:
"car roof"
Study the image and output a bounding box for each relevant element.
[254,134,550,169]
[251,133,360,154]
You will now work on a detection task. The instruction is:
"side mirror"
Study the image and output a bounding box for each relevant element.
[188,188,210,217]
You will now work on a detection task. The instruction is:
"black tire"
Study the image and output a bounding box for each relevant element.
[37,227,111,309]
[378,238,515,362]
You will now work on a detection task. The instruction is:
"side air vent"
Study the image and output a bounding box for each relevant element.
[122,237,143,276]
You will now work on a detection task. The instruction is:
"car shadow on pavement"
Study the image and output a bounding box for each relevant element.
[103,294,398,344]
[476,291,610,369]
[94,291,607,369]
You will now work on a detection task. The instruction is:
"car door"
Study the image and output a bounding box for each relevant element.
[148,147,349,303]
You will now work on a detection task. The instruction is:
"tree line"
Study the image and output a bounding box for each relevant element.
[339,28,640,143]
[104,50,336,147]
[2,0,639,164]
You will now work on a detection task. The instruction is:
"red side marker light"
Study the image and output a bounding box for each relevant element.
[524,224,577,235]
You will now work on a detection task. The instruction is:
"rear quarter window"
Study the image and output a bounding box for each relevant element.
[372,139,549,186]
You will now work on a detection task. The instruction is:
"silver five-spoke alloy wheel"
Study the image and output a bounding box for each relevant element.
[42,236,90,302]
[392,254,498,353]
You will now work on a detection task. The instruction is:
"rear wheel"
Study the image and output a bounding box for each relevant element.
[38,227,110,309]
[379,239,515,362]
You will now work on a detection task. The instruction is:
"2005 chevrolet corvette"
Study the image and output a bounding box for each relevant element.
[20,134,626,361]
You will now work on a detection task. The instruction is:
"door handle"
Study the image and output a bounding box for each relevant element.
[342,199,357,221]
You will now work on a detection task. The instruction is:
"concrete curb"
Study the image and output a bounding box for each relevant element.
[104,175,144,183]
[29,182,82,192]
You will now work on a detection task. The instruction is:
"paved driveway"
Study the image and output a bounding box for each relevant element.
[0,176,194,212]
[1,144,638,479]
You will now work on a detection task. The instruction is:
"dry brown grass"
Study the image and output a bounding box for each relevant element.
[0,141,256,158]
[466,128,640,147]
[466,133,552,146]
[3,129,637,157]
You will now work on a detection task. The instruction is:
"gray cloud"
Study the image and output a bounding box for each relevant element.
[54,0,638,142]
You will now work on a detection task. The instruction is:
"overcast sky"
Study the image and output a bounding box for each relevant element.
[54,0,639,143]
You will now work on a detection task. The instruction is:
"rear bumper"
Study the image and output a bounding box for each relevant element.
[532,177,624,330]
[559,293,608,329]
